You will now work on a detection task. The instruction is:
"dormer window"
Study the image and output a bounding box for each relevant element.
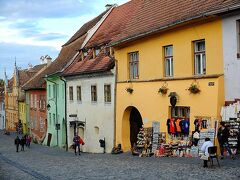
[83,51,88,58]
[95,49,100,56]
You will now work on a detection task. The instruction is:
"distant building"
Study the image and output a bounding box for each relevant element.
[0,82,5,130]
[5,62,46,132]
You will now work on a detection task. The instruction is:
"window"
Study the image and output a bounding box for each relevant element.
[91,85,97,102]
[104,84,111,103]
[40,117,44,132]
[129,52,139,79]
[34,94,37,109]
[49,113,51,125]
[237,20,240,57]
[69,86,73,100]
[53,113,56,125]
[77,86,81,101]
[39,95,46,110]
[194,40,206,75]
[30,94,33,108]
[95,49,100,57]
[48,85,51,97]
[171,106,190,119]
[53,84,56,98]
[164,45,173,77]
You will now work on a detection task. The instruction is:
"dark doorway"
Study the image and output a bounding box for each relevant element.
[130,107,143,147]
[47,133,52,146]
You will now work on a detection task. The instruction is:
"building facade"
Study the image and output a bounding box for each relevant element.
[18,101,27,134]
[0,81,5,130]
[64,61,115,153]
[222,14,240,101]
[111,1,240,151]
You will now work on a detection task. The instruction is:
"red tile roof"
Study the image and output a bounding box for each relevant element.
[86,0,140,48]
[111,0,240,45]
[64,2,138,76]
[63,49,114,76]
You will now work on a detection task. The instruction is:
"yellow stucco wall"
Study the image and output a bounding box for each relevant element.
[115,19,225,151]
[19,102,27,134]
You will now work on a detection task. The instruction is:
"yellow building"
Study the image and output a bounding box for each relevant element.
[111,1,238,151]
[5,64,20,132]
[18,101,27,134]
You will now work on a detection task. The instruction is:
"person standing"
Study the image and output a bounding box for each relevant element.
[217,122,234,159]
[73,134,81,155]
[14,136,20,152]
[200,137,213,168]
[26,135,31,148]
[20,136,25,151]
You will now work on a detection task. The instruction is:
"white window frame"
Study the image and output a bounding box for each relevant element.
[77,86,82,101]
[129,52,139,79]
[104,84,111,103]
[164,45,173,77]
[69,86,73,101]
[194,40,206,75]
[91,85,97,102]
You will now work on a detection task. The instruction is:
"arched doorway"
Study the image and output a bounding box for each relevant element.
[122,106,143,151]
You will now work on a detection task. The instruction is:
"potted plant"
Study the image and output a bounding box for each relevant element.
[126,87,134,94]
[188,83,200,94]
[158,86,168,95]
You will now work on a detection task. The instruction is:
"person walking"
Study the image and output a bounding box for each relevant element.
[217,122,234,159]
[14,136,20,152]
[200,137,213,168]
[26,135,31,148]
[20,136,25,151]
[73,134,81,155]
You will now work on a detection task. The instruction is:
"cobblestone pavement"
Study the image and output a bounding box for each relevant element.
[0,131,240,180]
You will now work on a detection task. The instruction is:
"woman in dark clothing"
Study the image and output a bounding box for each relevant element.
[14,136,20,152]
[217,122,234,159]
[20,136,25,151]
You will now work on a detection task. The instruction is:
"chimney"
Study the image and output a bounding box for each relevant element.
[28,63,33,69]
[40,55,52,66]
[105,4,116,10]
[45,55,52,66]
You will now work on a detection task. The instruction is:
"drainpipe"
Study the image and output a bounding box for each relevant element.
[47,79,58,147]
[60,77,68,152]
[113,54,118,147]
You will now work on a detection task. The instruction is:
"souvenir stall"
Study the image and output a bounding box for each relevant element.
[154,111,218,158]
[132,127,153,157]
[221,101,240,155]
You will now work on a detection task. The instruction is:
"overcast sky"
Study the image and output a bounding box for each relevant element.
[0,0,130,80]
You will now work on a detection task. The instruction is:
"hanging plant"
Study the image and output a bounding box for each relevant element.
[188,83,200,94]
[126,87,134,94]
[158,86,168,95]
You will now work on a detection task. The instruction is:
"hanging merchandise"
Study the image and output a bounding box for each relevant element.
[175,119,182,136]
[135,127,153,157]
[166,118,176,134]
[181,119,190,136]
[224,118,240,155]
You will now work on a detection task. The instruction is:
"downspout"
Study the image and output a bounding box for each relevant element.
[113,55,118,147]
[47,79,58,147]
[60,77,68,151]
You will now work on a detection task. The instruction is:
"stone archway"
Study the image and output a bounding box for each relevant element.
[122,106,143,151]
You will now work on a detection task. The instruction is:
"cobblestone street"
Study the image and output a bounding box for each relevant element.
[0,131,240,180]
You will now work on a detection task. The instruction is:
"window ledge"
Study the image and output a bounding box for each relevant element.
[104,102,112,105]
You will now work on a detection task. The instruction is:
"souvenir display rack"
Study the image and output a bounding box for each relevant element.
[224,118,240,155]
